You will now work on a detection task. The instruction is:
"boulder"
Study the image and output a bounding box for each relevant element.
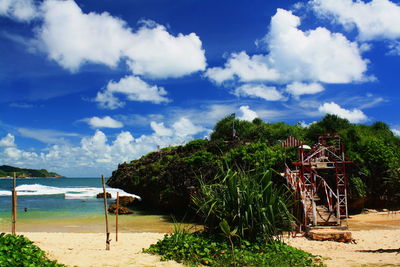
[118,196,136,207]
[108,203,134,214]
[96,192,112,199]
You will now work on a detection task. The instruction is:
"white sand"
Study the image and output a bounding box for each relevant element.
[284,229,400,267]
[19,211,400,267]
[23,232,182,267]
[284,211,400,267]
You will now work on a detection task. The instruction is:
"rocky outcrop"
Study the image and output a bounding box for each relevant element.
[108,203,134,214]
[106,142,220,213]
[108,196,137,214]
[96,192,112,199]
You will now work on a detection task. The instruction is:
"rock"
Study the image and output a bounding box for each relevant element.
[118,196,136,207]
[96,192,112,199]
[306,229,354,243]
[108,203,134,214]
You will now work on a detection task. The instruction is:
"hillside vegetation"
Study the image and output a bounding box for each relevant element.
[0,165,62,178]
[107,114,400,213]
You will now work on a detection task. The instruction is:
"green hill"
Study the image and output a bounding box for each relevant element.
[107,114,400,213]
[0,165,62,178]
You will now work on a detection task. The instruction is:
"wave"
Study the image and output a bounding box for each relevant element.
[0,184,141,200]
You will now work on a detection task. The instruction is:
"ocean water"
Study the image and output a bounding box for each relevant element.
[0,178,174,233]
[0,177,139,215]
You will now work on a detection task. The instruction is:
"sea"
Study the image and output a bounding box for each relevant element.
[0,178,175,233]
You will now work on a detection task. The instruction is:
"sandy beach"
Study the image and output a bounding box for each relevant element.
[23,232,182,267]
[11,211,400,267]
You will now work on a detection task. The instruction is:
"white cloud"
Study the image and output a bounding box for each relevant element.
[124,21,207,78]
[0,0,38,21]
[0,133,16,147]
[96,76,170,109]
[205,52,279,84]
[392,128,400,136]
[17,128,80,144]
[4,146,38,161]
[285,82,324,97]
[206,8,368,85]
[0,117,207,176]
[87,116,123,129]
[239,106,258,121]
[311,0,400,41]
[173,117,205,137]
[38,0,206,77]
[204,105,237,121]
[298,121,317,128]
[318,102,368,123]
[388,41,400,55]
[234,84,285,101]
[95,90,125,110]
[150,121,173,136]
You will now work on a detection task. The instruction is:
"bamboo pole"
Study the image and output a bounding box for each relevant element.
[116,192,119,242]
[101,175,110,250]
[11,172,17,235]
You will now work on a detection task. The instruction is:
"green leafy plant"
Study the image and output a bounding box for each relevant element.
[219,220,238,266]
[0,233,65,267]
[193,167,294,242]
[145,232,323,266]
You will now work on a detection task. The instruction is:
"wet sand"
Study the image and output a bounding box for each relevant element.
[0,213,178,233]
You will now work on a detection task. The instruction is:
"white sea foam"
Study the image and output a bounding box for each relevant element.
[0,184,141,200]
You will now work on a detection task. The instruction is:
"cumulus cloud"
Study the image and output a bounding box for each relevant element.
[37,0,206,77]
[95,90,125,110]
[239,106,258,121]
[0,0,38,21]
[150,121,173,136]
[96,76,170,109]
[392,128,400,136]
[311,0,400,41]
[285,82,325,97]
[0,117,207,176]
[206,8,368,85]
[205,52,279,84]
[318,102,368,123]
[86,116,123,129]
[234,84,285,101]
[0,133,16,147]
[172,117,205,137]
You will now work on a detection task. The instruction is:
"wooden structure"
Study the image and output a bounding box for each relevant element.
[11,172,17,235]
[282,134,351,229]
[101,175,111,250]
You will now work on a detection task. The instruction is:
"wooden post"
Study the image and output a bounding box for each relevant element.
[101,175,110,250]
[11,172,17,235]
[116,192,119,242]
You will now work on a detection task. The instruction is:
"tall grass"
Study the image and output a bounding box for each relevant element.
[192,167,294,242]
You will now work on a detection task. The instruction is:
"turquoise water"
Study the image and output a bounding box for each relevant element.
[0,177,135,218]
[0,178,190,233]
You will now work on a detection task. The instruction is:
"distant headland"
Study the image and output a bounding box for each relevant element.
[0,165,63,178]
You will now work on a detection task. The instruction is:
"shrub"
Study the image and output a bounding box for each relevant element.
[192,167,294,242]
[0,233,65,267]
[145,232,323,266]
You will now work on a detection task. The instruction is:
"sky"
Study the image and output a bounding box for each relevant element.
[0,0,399,177]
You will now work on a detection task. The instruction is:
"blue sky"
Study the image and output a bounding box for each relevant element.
[0,0,399,177]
